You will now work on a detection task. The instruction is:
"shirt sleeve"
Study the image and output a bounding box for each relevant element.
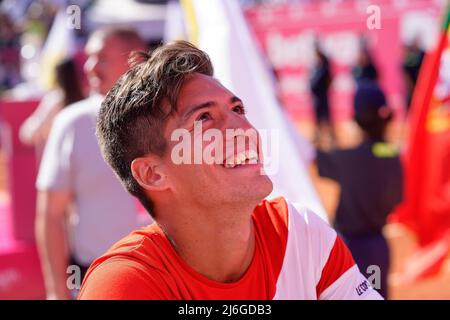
[36,112,75,192]
[307,210,383,300]
[303,208,382,300]
[316,235,383,300]
[316,150,339,181]
[78,256,173,300]
[288,202,383,300]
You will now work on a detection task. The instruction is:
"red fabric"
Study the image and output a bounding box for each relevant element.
[389,13,450,278]
[78,198,289,300]
[316,236,355,297]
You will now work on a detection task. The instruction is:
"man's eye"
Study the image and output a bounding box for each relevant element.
[197,112,212,122]
[233,105,246,115]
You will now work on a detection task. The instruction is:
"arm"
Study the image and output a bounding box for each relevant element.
[35,108,76,299]
[19,91,63,146]
[35,189,72,300]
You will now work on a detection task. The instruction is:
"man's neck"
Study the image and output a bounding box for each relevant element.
[155,201,257,283]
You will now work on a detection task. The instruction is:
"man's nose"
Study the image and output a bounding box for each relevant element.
[224,110,254,132]
[223,111,258,147]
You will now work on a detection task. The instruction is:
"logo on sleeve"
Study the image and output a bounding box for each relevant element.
[355,280,371,296]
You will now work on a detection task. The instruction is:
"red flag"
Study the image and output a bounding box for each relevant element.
[389,7,450,280]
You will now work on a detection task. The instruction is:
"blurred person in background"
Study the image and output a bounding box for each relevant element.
[35,26,150,300]
[19,58,85,154]
[402,38,425,110]
[309,40,334,149]
[352,38,378,83]
[316,79,403,298]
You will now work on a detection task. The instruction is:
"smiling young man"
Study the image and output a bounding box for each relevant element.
[78,41,382,300]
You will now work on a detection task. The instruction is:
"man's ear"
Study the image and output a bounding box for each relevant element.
[131,156,168,191]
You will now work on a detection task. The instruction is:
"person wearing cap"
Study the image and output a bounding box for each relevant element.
[316,79,403,298]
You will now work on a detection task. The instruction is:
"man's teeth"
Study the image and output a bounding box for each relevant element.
[247,149,258,163]
[224,150,258,168]
[236,153,246,165]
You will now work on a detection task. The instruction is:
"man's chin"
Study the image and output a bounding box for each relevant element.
[238,175,274,204]
[259,176,274,199]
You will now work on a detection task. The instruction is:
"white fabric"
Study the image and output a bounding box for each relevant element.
[36,95,149,265]
[163,0,187,43]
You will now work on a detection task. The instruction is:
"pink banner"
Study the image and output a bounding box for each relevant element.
[0,99,39,243]
[0,99,45,299]
[244,0,443,122]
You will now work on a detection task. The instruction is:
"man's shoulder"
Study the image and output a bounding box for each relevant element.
[262,198,339,262]
[255,197,329,232]
[90,224,166,268]
[79,224,174,299]
[287,202,335,243]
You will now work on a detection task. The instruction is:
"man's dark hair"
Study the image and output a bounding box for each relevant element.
[96,40,214,217]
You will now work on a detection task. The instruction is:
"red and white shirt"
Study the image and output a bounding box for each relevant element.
[78,197,382,300]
